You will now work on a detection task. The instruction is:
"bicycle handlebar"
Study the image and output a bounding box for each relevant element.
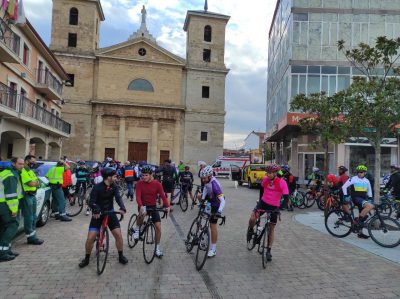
[100,210,124,221]
[145,207,169,219]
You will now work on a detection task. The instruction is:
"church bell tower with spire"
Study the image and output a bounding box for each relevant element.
[182,1,230,165]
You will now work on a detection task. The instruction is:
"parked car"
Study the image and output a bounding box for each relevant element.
[231,164,266,189]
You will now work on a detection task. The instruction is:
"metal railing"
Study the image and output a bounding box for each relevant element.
[35,69,63,96]
[0,17,20,56]
[0,82,71,134]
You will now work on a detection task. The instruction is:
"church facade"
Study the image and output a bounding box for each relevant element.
[49,0,230,166]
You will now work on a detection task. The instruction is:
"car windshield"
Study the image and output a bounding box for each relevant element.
[31,163,54,177]
[250,165,266,171]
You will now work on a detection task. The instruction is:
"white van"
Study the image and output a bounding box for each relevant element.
[212,157,250,177]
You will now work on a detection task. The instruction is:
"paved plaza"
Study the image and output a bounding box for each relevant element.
[1,179,400,299]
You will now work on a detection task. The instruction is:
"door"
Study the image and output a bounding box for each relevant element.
[128,142,148,162]
[159,150,170,165]
[104,148,115,160]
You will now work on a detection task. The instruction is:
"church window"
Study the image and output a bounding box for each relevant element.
[128,79,154,92]
[69,8,79,25]
[204,25,212,42]
[68,33,77,47]
[138,48,147,56]
[203,49,211,62]
[201,132,208,141]
[66,74,75,87]
[202,86,210,98]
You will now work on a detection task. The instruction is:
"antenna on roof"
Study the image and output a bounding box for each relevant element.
[204,0,208,12]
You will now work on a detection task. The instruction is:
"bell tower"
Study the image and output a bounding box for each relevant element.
[183,1,230,166]
[50,0,104,54]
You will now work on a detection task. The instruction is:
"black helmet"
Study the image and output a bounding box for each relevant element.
[101,167,116,178]
[338,165,348,172]
[141,165,153,174]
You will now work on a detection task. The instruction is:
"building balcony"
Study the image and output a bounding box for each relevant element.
[0,82,71,137]
[0,17,21,63]
[35,69,63,101]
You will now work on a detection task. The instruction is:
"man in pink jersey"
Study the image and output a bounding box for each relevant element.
[247,163,289,261]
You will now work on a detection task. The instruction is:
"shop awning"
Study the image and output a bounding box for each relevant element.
[266,112,314,142]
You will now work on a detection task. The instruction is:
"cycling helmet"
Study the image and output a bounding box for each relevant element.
[390,164,400,170]
[326,174,338,184]
[281,165,290,172]
[312,167,320,172]
[139,160,147,166]
[266,163,280,173]
[356,164,368,172]
[338,165,348,172]
[92,162,99,169]
[277,170,284,177]
[125,161,131,166]
[200,165,213,178]
[101,167,116,178]
[78,160,85,165]
[141,165,153,174]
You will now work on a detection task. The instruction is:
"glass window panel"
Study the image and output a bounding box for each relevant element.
[293,22,301,44]
[308,66,321,74]
[300,22,309,45]
[307,75,320,94]
[322,22,330,45]
[291,75,299,97]
[299,75,307,94]
[322,66,337,74]
[321,75,329,93]
[294,13,308,21]
[352,67,364,75]
[292,65,307,73]
[329,76,336,95]
[337,75,350,91]
[338,67,350,74]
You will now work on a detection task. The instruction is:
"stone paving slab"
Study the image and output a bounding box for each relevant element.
[0,178,400,298]
[295,211,400,264]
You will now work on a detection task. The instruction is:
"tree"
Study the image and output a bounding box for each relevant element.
[338,37,400,200]
[290,92,349,178]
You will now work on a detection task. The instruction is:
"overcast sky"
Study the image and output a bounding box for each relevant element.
[24,0,275,149]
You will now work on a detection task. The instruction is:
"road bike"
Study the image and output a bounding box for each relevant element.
[171,183,188,212]
[304,186,325,210]
[96,211,124,275]
[325,200,400,248]
[323,189,341,218]
[184,200,225,271]
[127,207,168,264]
[247,207,280,269]
[191,184,202,210]
[280,186,306,209]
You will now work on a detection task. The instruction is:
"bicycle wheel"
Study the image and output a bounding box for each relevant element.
[368,215,400,248]
[143,222,156,264]
[127,214,139,248]
[180,192,188,212]
[324,197,333,218]
[195,228,210,271]
[304,192,316,208]
[186,217,200,253]
[246,226,257,251]
[325,209,352,238]
[297,191,307,209]
[66,192,84,217]
[317,194,325,211]
[377,203,392,217]
[96,226,109,275]
[261,223,268,269]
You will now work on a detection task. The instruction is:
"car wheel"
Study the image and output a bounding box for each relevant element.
[248,179,252,189]
[37,200,50,227]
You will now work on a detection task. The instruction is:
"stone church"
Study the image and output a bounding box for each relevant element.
[49,0,230,166]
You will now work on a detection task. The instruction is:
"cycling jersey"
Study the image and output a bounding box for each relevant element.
[89,182,126,214]
[202,177,225,209]
[260,176,289,207]
[282,172,296,194]
[342,176,372,199]
[179,171,193,185]
[385,171,400,199]
[338,173,349,188]
[135,179,169,209]
[75,167,88,182]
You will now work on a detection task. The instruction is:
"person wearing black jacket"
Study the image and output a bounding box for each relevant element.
[179,166,194,204]
[158,159,177,206]
[385,165,400,200]
[78,167,127,268]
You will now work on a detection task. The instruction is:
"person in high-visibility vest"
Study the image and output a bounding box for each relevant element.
[45,157,71,222]
[20,155,44,245]
[0,157,24,262]
[123,161,135,201]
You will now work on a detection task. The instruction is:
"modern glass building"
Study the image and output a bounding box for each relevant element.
[266,0,400,180]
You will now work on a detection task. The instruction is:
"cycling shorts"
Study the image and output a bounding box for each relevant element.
[352,197,369,210]
[89,213,120,232]
[139,206,161,223]
[210,206,219,224]
[162,180,174,193]
[182,183,193,192]
[253,201,279,224]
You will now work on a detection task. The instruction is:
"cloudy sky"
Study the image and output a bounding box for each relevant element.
[24,0,275,149]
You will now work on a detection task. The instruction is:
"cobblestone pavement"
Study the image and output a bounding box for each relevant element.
[1,178,400,299]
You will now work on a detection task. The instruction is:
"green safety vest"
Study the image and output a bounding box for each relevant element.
[21,168,39,192]
[0,169,23,213]
[45,166,64,184]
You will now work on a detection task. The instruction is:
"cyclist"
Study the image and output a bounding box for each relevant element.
[247,164,289,262]
[91,162,103,185]
[158,159,177,207]
[326,174,340,191]
[385,164,400,218]
[123,161,135,202]
[307,167,322,195]
[338,166,349,188]
[133,165,170,258]
[341,164,374,239]
[78,167,127,268]
[281,165,296,212]
[179,165,194,205]
[198,165,226,258]
[75,160,90,215]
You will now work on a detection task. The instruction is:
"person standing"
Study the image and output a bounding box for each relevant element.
[0,157,24,262]
[46,157,71,222]
[158,159,177,207]
[177,160,186,174]
[20,155,44,245]
[123,161,135,201]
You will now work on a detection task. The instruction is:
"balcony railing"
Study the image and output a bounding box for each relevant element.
[0,82,71,134]
[36,69,63,96]
[0,17,20,57]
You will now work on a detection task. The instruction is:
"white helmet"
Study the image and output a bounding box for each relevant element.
[312,167,320,172]
[200,165,213,178]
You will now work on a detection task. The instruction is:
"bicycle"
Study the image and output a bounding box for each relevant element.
[171,183,188,212]
[127,207,168,264]
[325,200,400,248]
[304,186,324,210]
[281,186,306,209]
[184,200,225,271]
[96,211,124,275]
[323,189,341,218]
[191,184,202,210]
[247,207,280,269]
